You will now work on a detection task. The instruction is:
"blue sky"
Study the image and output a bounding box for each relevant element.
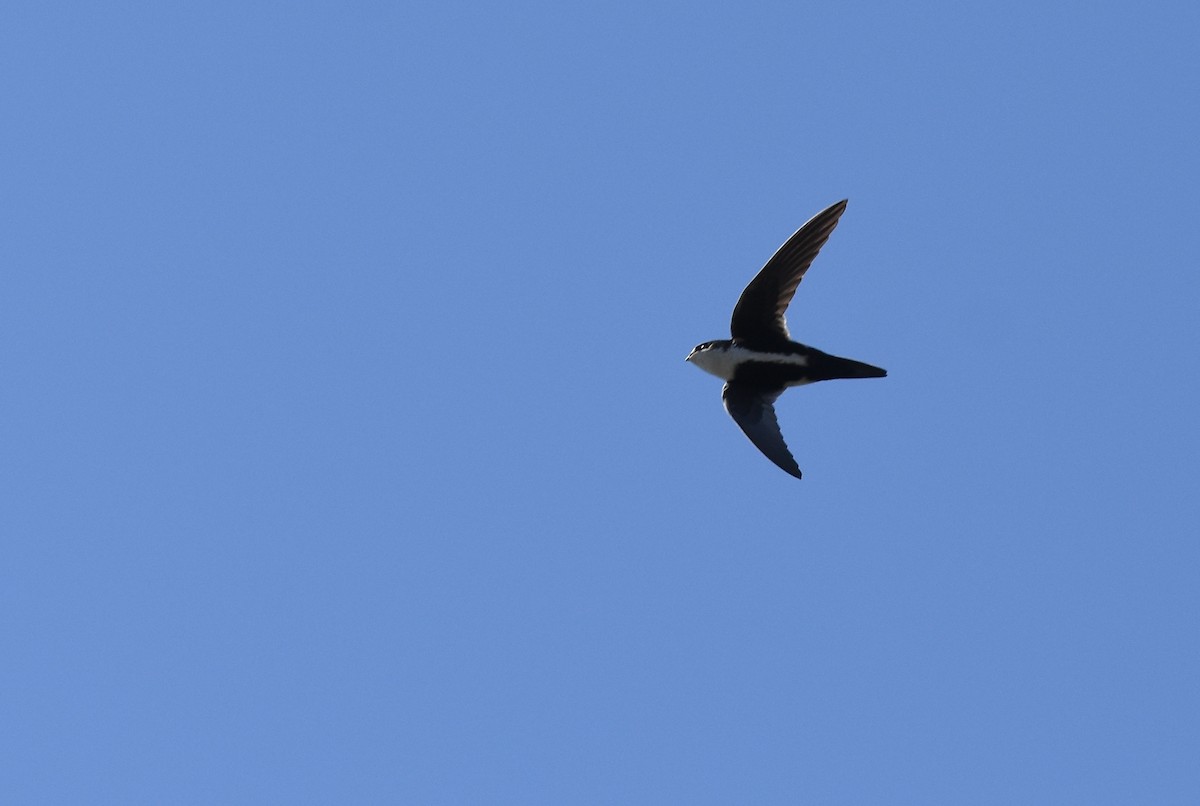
[4,2,1199,803]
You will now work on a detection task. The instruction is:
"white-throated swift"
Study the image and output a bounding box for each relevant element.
[686,199,885,479]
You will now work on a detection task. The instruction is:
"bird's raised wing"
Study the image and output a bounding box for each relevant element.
[729,199,848,348]
[721,382,801,479]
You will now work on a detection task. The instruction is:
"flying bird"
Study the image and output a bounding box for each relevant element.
[686,199,885,479]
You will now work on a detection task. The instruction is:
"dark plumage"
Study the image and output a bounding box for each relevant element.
[686,199,886,478]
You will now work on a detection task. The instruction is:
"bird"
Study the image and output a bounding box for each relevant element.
[686,199,885,479]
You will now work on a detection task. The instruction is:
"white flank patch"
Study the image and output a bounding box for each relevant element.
[687,343,808,381]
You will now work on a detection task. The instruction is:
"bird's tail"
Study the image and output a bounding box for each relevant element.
[816,353,887,380]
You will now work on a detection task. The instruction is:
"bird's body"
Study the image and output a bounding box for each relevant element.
[686,199,885,479]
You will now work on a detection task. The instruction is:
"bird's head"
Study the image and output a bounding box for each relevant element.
[686,341,716,363]
[685,340,735,380]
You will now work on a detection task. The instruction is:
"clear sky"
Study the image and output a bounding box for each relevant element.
[4,2,1199,803]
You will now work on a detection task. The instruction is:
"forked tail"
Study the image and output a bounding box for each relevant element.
[817,353,887,380]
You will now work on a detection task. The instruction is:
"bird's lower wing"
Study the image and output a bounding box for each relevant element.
[721,382,802,479]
